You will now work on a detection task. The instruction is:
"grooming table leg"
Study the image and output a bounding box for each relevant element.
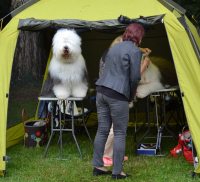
[81,100,93,144]
[71,101,83,158]
[135,96,151,156]
[163,94,179,141]
[44,101,54,158]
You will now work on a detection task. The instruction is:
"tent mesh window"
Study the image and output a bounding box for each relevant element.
[7,30,53,129]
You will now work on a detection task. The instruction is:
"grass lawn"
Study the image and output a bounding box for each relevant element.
[1,124,199,182]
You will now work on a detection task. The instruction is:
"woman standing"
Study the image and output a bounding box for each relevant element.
[92,23,149,180]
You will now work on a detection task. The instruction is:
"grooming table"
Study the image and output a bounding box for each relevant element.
[134,86,180,156]
[38,97,92,160]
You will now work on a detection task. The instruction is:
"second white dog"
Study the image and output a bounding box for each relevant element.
[137,54,164,98]
[137,54,178,98]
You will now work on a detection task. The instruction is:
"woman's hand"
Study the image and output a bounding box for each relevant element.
[140,48,152,55]
[129,90,138,104]
[143,57,150,67]
[134,90,138,97]
[140,57,150,74]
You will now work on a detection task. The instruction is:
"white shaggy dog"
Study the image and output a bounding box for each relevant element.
[137,54,178,98]
[137,54,164,98]
[39,29,88,99]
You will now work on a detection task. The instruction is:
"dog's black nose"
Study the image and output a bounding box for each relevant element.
[64,46,68,50]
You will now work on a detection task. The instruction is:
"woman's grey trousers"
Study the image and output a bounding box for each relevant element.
[92,92,129,175]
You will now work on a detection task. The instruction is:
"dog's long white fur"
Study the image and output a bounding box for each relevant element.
[48,29,88,99]
[137,54,164,98]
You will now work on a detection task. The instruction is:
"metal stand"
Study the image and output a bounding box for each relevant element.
[39,97,92,160]
[58,100,93,145]
[134,86,180,156]
[134,96,151,156]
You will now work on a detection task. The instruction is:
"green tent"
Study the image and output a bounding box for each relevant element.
[0,0,200,176]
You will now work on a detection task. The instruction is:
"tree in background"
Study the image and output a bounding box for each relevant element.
[173,0,200,25]
[0,0,12,29]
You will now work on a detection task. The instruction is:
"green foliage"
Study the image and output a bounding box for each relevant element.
[0,0,11,28]
[173,0,200,25]
[0,0,11,17]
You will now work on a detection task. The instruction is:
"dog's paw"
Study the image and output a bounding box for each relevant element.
[72,87,87,98]
[56,94,69,100]
[53,85,70,99]
[137,90,150,98]
[72,92,87,98]
[164,84,170,89]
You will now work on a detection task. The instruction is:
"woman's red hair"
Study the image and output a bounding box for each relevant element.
[122,23,145,45]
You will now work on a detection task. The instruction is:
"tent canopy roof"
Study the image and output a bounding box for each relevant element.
[18,14,165,32]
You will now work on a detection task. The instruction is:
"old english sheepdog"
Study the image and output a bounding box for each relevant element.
[137,54,178,98]
[39,29,88,99]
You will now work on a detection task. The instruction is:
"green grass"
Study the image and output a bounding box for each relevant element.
[1,125,199,182]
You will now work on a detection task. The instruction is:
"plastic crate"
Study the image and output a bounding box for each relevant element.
[137,143,157,155]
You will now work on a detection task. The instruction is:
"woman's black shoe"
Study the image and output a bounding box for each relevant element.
[93,168,112,176]
[111,174,131,180]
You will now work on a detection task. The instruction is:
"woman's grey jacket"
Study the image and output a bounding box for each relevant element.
[95,41,142,102]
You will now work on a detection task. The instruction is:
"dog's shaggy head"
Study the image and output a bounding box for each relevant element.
[52,29,82,62]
